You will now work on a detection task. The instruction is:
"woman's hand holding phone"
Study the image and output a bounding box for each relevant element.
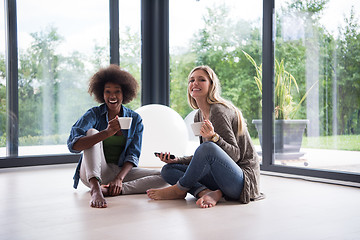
[154,152,178,164]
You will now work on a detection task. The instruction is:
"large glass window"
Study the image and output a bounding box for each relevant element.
[2,0,358,182]
[119,0,141,110]
[169,0,263,153]
[270,0,360,174]
[10,0,109,156]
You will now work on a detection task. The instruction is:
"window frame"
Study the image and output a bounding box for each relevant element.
[260,0,359,184]
[1,0,359,185]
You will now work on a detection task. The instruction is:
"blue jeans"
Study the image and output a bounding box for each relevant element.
[161,142,244,200]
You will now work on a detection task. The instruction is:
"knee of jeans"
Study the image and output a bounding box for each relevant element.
[160,164,171,178]
[197,141,218,155]
[161,164,175,183]
[86,128,99,136]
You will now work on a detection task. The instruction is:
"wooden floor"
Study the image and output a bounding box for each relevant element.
[0,164,359,240]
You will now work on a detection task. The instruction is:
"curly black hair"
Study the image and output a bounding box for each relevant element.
[88,64,138,104]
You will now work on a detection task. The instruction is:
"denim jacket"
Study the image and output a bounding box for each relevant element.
[67,103,143,189]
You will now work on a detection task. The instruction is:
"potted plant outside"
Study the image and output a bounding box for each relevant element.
[243,51,317,159]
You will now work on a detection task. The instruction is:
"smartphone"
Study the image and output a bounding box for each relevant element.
[154,152,175,159]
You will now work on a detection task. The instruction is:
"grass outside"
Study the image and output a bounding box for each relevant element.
[0,134,68,147]
[1,134,359,151]
[251,134,360,151]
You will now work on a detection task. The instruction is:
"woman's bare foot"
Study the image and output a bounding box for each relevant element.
[147,185,187,200]
[89,177,107,208]
[90,188,107,208]
[196,189,223,208]
[197,189,212,198]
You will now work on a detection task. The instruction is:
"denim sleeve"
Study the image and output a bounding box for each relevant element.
[67,109,98,154]
[123,116,143,167]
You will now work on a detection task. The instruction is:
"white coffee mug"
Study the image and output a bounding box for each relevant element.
[191,122,204,136]
[118,117,133,129]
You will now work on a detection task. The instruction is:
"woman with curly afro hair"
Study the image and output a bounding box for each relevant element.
[68,65,167,208]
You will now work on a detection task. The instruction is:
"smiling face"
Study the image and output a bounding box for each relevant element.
[104,82,123,114]
[188,69,212,101]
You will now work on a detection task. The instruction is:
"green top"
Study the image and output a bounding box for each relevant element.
[103,135,126,164]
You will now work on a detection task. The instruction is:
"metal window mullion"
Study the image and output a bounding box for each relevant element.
[109,0,119,65]
[261,0,275,167]
[5,0,19,157]
[141,0,169,106]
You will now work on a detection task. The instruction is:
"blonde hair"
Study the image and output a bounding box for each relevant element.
[187,65,246,135]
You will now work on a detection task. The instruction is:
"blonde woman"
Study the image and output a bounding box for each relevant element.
[147,65,263,208]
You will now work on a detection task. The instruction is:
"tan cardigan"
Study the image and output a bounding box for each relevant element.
[178,103,263,204]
